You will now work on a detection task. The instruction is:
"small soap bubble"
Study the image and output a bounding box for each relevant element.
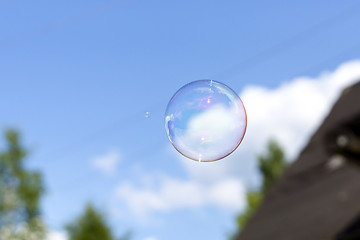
[144,111,150,119]
[165,80,247,162]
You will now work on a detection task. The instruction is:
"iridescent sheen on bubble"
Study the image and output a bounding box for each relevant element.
[165,80,247,162]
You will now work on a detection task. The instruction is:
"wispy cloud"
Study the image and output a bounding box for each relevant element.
[91,150,121,176]
[115,176,245,218]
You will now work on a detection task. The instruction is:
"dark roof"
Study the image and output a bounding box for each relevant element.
[237,81,360,240]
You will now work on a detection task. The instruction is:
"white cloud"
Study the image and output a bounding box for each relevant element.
[181,59,360,185]
[115,176,245,218]
[241,59,360,159]
[47,230,67,240]
[91,150,121,175]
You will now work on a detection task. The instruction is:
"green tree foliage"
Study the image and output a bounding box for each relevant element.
[66,203,131,240]
[235,191,263,230]
[232,139,287,238]
[258,140,287,194]
[0,129,46,240]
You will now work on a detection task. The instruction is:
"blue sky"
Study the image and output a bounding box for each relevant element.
[1,1,360,240]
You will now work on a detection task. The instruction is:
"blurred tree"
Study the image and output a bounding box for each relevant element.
[0,129,46,240]
[258,140,287,194]
[66,203,131,240]
[232,139,287,239]
[235,191,263,231]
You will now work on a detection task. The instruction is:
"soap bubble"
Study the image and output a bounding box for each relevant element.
[144,111,150,119]
[165,80,247,162]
